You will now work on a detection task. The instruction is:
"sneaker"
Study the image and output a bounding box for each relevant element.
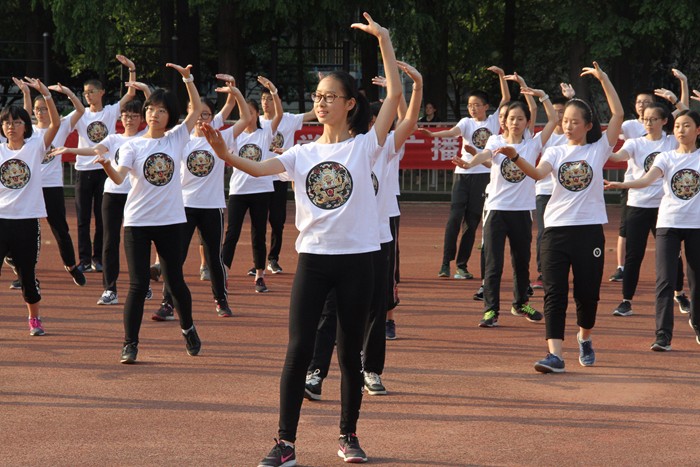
[28,317,45,336]
[692,321,700,345]
[650,331,672,351]
[145,286,153,300]
[258,439,296,467]
[675,293,691,314]
[66,265,87,286]
[149,263,161,281]
[454,267,473,279]
[577,333,596,366]
[363,371,387,395]
[527,284,534,297]
[9,279,21,290]
[267,259,283,274]
[532,275,544,289]
[438,264,450,278]
[120,343,138,364]
[385,319,397,340]
[534,353,565,373]
[478,310,499,328]
[304,369,323,401]
[612,300,633,317]
[77,262,93,273]
[608,267,623,282]
[200,265,210,281]
[152,302,175,321]
[216,299,233,317]
[511,303,543,322]
[255,277,269,293]
[183,325,201,356]
[247,267,257,277]
[91,259,103,272]
[97,290,118,305]
[4,256,17,275]
[338,433,367,463]
[473,285,484,301]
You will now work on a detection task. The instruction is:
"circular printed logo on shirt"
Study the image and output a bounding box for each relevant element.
[643,152,660,173]
[0,159,31,189]
[558,160,593,192]
[670,168,700,200]
[143,152,175,186]
[471,127,492,150]
[371,171,379,196]
[114,148,121,165]
[239,143,263,162]
[269,131,284,151]
[42,144,56,164]
[186,149,214,177]
[593,247,602,258]
[500,157,526,183]
[306,161,353,210]
[87,121,109,143]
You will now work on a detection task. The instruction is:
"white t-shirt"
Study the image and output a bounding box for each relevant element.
[454,112,500,174]
[228,127,275,195]
[180,130,236,209]
[118,124,189,227]
[386,144,403,216]
[276,127,382,255]
[100,133,144,195]
[621,119,646,140]
[33,113,75,188]
[484,133,543,211]
[535,132,567,196]
[0,138,47,219]
[372,133,402,243]
[74,103,121,171]
[621,134,678,208]
[261,112,304,182]
[540,137,613,227]
[652,149,700,229]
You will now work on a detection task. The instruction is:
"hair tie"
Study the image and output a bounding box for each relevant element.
[569,98,593,116]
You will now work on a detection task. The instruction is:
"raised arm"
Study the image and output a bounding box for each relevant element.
[258,76,283,133]
[673,68,689,109]
[582,62,623,147]
[13,77,32,115]
[116,55,137,109]
[201,124,285,176]
[48,83,86,129]
[351,12,399,146]
[125,81,152,100]
[217,82,251,138]
[419,125,461,138]
[372,74,408,122]
[505,72,537,133]
[521,86,557,145]
[166,63,202,132]
[393,61,422,148]
[25,78,59,147]
[488,66,511,107]
[214,74,237,122]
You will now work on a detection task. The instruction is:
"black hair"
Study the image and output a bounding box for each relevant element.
[635,90,655,101]
[644,102,674,134]
[200,98,216,116]
[246,99,263,129]
[0,106,33,139]
[322,71,371,136]
[121,99,142,115]
[368,101,395,131]
[565,98,602,144]
[551,96,568,106]
[83,79,104,90]
[675,109,700,148]
[468,90,489,105]
[142,89,180,129]
[504,100,530,123]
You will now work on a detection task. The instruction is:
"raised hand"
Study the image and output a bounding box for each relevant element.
[215,82,236,94]
[201,123,229,157]
[580,61,607,81]
[520,86,546,99]
[654,88,678,103]
[23,77,49,95]
[397,60,422,85]
[166,63,193,79]
[560,82,575,99]
[487,66,505,77]
[504,72,526,87]
[371,76,387,88]
[116,55,135,70]
[124,81,150,93]
[257,76,277,93]
[672,68,687,82]
[350,12,388,39]
[12,77,29,93]
[691,90,700,103]
[48,83,75,96]
[215,73,236,86]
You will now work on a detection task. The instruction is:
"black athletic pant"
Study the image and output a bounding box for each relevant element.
[388,215,400,310]
[163,207,227,305]
[541,224,605,340]
[483,210,532,312]
[623,206,685,300]
[268,180,288,261]
[75,169,107,265]
[279,252,374,442]
[123,224,193,345]
[307,289,339,379]
[442,173,489,268]
[654,228,700,340]
[101,192,127,292]
[0,218,41,304]
[42,186,77,268]
[535,194,551,274]
[222,192,271,269]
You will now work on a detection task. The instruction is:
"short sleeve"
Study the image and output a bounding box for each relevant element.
[651,151,669,176]
[119,141,135,169]
[276,144,300,178]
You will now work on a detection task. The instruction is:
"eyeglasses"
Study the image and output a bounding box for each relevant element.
[636,100,653,105]
[145,106,168,116]
[311,92,348,104]
[121,113,141,121]
[642,117,660,124]
[34,107,49,114]
[261,96,274,102]
[199,112,212,119]
[2,120,25,128]
[467,103,484,109]
[83,89,100,96]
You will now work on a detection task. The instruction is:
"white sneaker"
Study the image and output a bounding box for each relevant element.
[97,290,118,305]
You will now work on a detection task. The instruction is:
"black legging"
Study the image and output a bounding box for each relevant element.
[75,169,106,265]
[123,224,193,345]
[43,186,77,268]
[221,192,271,269]
[268,180,289,261]
[0,218,41,304]
[279,252,374,442]
[442,173,489,268]
[101,192,127,292]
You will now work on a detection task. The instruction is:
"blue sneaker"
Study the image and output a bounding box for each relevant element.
[577,333,595,366]
[534,353,565,373]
